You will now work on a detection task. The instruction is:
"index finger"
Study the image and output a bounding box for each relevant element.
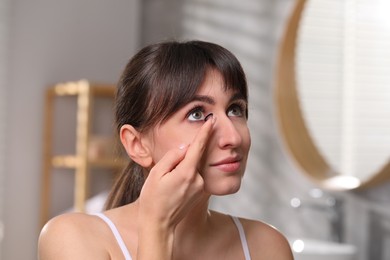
[179,115,216,170]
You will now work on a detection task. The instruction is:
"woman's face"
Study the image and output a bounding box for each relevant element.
[146,69,251,195]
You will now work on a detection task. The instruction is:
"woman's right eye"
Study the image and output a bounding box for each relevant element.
[187,107,205,121]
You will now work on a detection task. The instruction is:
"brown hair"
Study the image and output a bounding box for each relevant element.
[105,40,248,209]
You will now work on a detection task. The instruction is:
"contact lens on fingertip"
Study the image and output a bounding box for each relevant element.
[204,113,213,122]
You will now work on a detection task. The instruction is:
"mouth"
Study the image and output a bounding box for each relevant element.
[210,156,243,172]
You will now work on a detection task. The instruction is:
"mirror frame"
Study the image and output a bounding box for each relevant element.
[274,0,390,190]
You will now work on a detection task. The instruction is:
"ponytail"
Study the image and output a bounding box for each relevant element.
[105,161,145,209]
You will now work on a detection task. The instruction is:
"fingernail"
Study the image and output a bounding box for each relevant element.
[204,113,213,122]
[179,144,187,150]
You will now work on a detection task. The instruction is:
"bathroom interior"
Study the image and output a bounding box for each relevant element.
[1,0,389,259]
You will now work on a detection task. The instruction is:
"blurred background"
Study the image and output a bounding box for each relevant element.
[0,0,389,259]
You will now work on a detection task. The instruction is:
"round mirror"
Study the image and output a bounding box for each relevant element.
[275,0,390,190]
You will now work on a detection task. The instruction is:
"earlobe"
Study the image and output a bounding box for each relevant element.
[119,125,153,168]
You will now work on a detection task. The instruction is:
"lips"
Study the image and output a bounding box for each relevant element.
[210,156,242,172]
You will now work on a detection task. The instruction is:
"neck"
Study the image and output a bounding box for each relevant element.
[175,194,211,234]
[173,194,218,257]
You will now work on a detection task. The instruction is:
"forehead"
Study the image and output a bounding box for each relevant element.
[194,69,248,105]
[197,69,225,94]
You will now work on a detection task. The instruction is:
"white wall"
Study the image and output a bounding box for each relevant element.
[2,0,140,259]
[0,0,10,258]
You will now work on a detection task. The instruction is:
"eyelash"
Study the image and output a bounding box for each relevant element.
[230,103,247,117]
[186,102,247,122]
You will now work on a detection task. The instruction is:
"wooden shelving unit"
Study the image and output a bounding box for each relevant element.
[40,80,126,226]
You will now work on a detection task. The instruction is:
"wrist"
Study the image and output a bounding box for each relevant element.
[137,222,175,260]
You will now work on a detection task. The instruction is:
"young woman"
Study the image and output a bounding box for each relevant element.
[38,40,293,259]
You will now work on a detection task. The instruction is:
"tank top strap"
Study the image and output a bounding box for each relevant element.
[231,216,252,260]
[94,213,132,260]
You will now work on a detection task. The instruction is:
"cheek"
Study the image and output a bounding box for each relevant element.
[241,126,251,154]
[246,128,251,149]
[152,126,198,162]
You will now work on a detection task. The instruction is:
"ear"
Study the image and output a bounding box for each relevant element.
[119,124,153,168]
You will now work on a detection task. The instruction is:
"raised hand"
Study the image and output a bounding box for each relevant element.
[138,115,215,227]
[137,116,215,259]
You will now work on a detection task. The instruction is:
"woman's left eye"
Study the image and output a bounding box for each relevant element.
[187,107,205,121]
[227,104,244,117]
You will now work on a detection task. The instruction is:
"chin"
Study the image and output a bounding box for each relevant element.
[204,177,242,195]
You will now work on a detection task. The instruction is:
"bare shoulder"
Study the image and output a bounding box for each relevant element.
[38,213,109,260]
[239,217,293,260]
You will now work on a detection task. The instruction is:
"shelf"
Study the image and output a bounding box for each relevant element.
[50,80,116,97]
[51,155,127,169]
[40,80,121,227]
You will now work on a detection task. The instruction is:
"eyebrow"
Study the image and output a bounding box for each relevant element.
[230,92,247,104]
[190,92,246,105]
[191,95,215,105]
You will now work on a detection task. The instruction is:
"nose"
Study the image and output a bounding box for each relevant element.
[214,116,242,149]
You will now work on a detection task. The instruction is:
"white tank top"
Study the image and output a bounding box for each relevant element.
[94,213,251,260]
